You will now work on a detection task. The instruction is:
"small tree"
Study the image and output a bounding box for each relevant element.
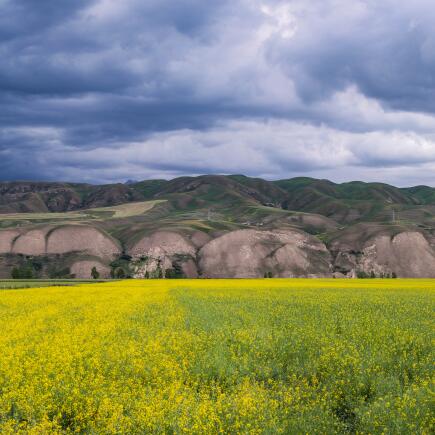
[91,266,100,280]
[370,271,376,279]
[166,262,185,279]
[156,264,163,279]
[392,272,397,278]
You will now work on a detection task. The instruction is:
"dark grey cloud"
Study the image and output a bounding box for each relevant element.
[268,1,435,112]
[0,0,89,41]
[0,0,435,185]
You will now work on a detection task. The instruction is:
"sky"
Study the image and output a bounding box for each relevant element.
[1,0,435,186]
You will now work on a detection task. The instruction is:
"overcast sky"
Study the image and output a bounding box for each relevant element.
[1,0,435,186]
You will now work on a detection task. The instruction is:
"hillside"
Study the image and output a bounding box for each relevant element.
[0,175,433,279]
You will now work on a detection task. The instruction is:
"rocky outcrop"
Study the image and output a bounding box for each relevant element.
[128,231,197,277]
[0,181,146,213]
[331,230,435,278]
[199,229,332,278]
[129,231,196,258]
[0,183,82,213]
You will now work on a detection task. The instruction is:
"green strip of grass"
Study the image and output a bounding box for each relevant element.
[0,279,114,290]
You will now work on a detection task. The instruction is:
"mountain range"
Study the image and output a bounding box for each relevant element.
[0,175,434,279]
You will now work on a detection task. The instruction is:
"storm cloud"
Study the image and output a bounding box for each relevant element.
[1,0,435,185]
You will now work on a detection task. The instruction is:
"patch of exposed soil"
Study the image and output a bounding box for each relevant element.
[12,229,48,255]
[0,230,20,253]
[47,225,121,258]
[332,229,435,277]
[199,229,332,278]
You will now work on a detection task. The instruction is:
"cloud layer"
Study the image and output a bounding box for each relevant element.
[1,0,435,186]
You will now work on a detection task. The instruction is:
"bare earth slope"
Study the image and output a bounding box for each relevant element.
[46,225,121,258]
[330,225,435,278]
[199,229,332,278]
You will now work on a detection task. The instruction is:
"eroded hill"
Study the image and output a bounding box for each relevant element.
[0,175,434,279]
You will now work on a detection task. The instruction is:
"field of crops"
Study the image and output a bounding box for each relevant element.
[0,200,165,226]
[0,279,433,433]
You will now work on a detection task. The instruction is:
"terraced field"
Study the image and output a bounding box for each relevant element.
[0,279,433,433]
[0,200,166,223]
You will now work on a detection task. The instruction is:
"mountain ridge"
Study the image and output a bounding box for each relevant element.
[0,175,433,215]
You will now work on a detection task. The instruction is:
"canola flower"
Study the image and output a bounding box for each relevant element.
[0,278,433,434]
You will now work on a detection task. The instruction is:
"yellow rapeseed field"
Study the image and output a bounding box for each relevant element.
[0,279,433,434]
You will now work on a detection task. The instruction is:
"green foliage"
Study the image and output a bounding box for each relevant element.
[91,267,100,280]
[10,256,77,280]
[114,268,125,279]
[48,267,72,279]
[31,259,43,272]
[165,262,185,279]
[357,270,399,279]
[148,264,163,279]
[110,256,132,279]
[356,270,369,279]
[11,265,33,279]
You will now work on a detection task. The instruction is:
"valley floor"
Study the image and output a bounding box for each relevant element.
[0,279,433,433]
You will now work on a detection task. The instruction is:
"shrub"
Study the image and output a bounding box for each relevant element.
[91,267,100,280]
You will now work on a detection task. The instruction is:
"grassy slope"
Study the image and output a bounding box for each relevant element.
[275,178,435,225]
[0,279,433,433]
[105,176,299,245]
[402,185,435,204]
[1,177,434,226]
[0,177,433,252]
